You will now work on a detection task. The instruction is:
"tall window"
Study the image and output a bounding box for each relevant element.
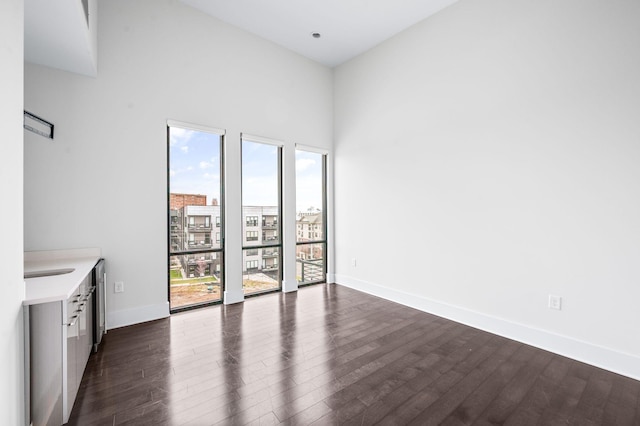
[168,122,224,311]
[242,136,282,295]
[295,149,327,285]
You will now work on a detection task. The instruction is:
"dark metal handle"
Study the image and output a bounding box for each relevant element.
[66,315,79,327]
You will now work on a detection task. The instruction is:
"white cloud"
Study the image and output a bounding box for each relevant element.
[169,127,195,146]
[187,166,193,171]
[180,146,189,153]
[200,161,213,169]
[296,158,315,172]
[169,169,176,177]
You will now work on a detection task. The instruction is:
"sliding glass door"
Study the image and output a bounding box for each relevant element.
[241,137,282,295]
[168,124,224,311]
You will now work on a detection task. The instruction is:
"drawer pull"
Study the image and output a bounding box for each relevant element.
[66,315,79,327]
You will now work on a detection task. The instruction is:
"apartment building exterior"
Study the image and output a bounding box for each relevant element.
[295,209,325,283]
[170,193,207,210]
[242,206,279,276]
[170,204,222,279]
[297,208,323,242]
[170,197,325,286]
[170,201,281,276]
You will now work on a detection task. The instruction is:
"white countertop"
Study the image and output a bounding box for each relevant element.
[24,248,102,306]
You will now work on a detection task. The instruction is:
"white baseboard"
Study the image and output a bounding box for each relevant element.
[107,301,170,330]
[335,274,640,381]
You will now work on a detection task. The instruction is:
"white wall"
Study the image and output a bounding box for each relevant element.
[24,0,98,76]
[334,0,640,379]
[0,0,25,423]
[24,0,333,327]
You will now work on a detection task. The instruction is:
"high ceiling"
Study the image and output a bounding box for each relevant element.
[24,0,459,75]
[179,0,459,67]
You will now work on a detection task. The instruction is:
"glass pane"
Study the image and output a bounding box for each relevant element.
[242,206,279,246]
[296,243,325,284]
[243,247,280,295]
[169,128,222,253]
[170,252,223,308]
[242,141,280,247]
[169,125,223,310]
[295,150,324,242]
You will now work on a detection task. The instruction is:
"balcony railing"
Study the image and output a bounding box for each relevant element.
[186,258,213,265]
[297,258,324,284]
[262,236,278,243]
[262,251,278,258]
[188,241,213,248]
[187,224,212,230]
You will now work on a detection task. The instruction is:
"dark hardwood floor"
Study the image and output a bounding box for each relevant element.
[68,284,640,425]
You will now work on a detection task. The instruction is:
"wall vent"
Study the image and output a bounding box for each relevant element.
[24,111,54,139]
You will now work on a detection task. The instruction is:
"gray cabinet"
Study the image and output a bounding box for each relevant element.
[27,274,94,425]
[28,301,63,426]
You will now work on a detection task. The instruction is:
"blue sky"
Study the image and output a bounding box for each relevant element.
[169,127,221,205]
[295,150,323,213]
[169,127,323,212]
[242,140,279,206]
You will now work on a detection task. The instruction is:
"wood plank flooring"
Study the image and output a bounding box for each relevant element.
[68,284,640,425]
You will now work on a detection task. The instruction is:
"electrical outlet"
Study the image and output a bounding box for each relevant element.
[115,281,124,293]
[351,258,357,267]
[548,294,562,310]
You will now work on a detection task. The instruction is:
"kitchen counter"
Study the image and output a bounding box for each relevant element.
[24,248,101,305]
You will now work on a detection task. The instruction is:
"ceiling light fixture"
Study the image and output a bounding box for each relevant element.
[311,32,321,39]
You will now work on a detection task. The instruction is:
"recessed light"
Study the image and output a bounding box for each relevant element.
[311,32,321,39]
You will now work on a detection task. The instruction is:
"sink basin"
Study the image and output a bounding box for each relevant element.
[24,268,75,279]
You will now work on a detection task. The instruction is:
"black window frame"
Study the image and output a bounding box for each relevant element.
[167,123,225,313]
